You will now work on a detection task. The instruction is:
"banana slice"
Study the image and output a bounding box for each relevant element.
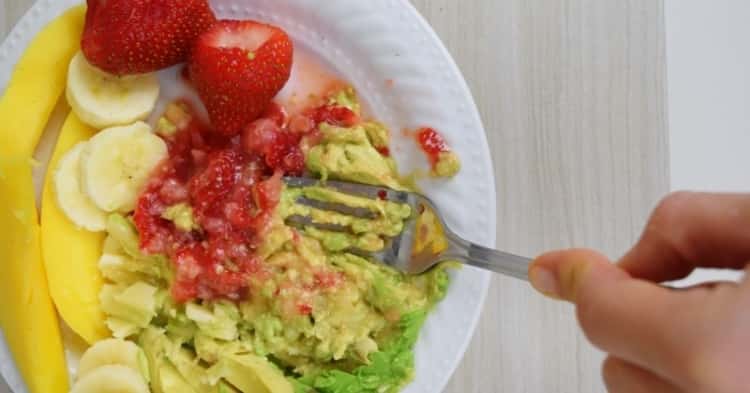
[80,122,167,213]
[54,142,108,231]
[71,365,150,393]
[67,51,160,129]
[102,235,123,255]
[77,339,148,381]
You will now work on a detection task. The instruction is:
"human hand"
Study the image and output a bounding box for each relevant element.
[528,192,750,393]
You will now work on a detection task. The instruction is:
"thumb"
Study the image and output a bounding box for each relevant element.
[527,248,724,391]
[528,248,627,301]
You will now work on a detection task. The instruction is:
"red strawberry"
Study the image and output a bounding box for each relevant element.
[189,20,294,136]
[82,0,216,75]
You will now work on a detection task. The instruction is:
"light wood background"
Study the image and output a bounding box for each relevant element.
[0,0,669,392]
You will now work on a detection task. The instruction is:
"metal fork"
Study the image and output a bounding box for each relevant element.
[284,177,531,280]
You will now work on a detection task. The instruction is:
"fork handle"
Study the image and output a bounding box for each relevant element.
[446,234,530,280]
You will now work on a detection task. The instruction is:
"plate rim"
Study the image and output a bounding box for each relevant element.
[393,0,495,389]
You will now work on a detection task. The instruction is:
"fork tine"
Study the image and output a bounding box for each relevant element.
[295,197,376,219]
[285,214,351,233]
[283,177,412,203]
[282,177,426,266]
[282,176,319,188]
[285,214,393,258]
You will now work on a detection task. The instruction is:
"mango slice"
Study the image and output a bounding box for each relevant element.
[41,111,109,344]
[0,5,86,157]
[0,157,69,393]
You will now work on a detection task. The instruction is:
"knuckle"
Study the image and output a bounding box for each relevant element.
[650,191,695,227]
[601,356,620,383]
[645,191,698,263]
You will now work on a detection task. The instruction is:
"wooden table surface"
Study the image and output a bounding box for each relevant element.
[0,1,669,392]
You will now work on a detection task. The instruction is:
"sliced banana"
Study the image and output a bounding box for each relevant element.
[71,364,150,393]
[77,338,148,381]
[67,51,160,129]
[102,235,123,255]
[54,142,108,231]
[105,317,141,340]
[80,122,167,213]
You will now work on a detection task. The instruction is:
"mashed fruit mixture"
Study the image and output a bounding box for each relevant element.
[44,2,463,392]
[96,90,456,393]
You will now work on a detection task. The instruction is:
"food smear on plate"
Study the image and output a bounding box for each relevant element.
[37,2,461,393]
[415,127,461,178]
[277,46,352,116]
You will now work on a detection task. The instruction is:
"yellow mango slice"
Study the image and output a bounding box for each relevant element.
[0,157,69,393]
[0,5,86,157]
[41,111,109,344]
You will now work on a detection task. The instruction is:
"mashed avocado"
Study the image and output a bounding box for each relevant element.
[328,87,361,115]
[433,151,461,178]
[156,117,178,137]
[162,203,199,232]
[98,88,455,393]
[306,123,404,191]
[362,122,390,150]
[101,211,449,392]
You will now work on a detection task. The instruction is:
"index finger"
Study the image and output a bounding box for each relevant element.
[619,192,750,282]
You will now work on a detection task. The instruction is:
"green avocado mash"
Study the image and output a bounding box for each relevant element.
[328,86,361,115]
[162,203,200,232]
[98,88,456,393]
[362,122,390,150]
[306,123,404,190]
[433,151,461,178]
[156,117,178,137]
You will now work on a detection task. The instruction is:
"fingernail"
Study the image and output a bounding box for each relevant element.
[529,266,561,298]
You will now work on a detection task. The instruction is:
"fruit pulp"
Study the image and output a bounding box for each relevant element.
[134,105,268,302]
[134,95,356,303]
[134,44,362,303]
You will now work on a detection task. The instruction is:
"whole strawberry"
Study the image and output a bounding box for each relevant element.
[189,20,294,135]
[82,0,216,75]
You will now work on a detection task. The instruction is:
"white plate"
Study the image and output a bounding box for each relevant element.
[0,1,495,392]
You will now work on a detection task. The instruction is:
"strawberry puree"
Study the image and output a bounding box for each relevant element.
[135,88,356,302]
[134,106,276,302]
[415,127,450,167]
[134,41,361,303]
